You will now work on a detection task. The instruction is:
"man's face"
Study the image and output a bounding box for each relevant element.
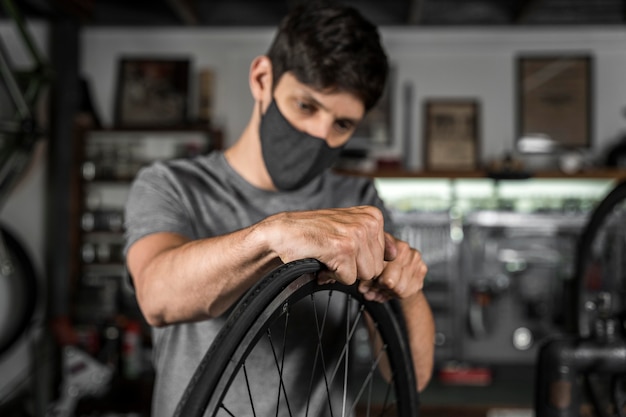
[269,72,365,148]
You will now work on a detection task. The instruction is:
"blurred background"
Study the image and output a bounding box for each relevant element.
[3,0,626,416]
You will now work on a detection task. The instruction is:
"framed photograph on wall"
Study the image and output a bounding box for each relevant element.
[517,54,592,149]
[423,99,480,171]
[114,57,190,128]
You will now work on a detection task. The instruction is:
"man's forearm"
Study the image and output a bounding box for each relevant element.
[128,205,394,327]
[128,223,281,326]
[401,291,435,391]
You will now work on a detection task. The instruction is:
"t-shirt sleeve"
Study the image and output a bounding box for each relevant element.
[123,162,194,255]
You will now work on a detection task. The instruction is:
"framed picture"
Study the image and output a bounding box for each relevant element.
[517,54,592,149]
[114,57,190,128]
[423,99,480,171]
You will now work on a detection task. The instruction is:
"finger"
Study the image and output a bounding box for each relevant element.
[384,232,398,261]
[365,288,390,303]
[355,206,386,280]
[377,262,411,298]
[358,280,375,294]
[334,257,358,286]
[354,236,384,282]
[317,270,337,285]
[359,281,380,300]
[356,249,383,281]
[379,267,398,291]
[363,289,380,302]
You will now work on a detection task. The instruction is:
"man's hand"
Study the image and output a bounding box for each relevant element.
[263,206,427,303]
[263,205,387,286]
[357,233,428,303]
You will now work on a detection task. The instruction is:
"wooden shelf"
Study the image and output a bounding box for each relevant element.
[338,167,626,180]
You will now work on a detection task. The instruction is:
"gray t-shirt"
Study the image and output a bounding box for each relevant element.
[124,151,393,416]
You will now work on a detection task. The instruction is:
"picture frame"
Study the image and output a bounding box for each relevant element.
[114,57,190,128]
[423,99,480,171]
[517,54,592,149]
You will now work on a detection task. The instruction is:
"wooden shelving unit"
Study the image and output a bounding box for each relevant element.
[67,120,220,415]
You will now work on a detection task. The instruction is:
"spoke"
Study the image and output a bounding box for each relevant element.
[329,304,365,386]
[242,363,257,417]
[341,295,352,417]
[267,327,294,417]
[279,307,290,417]
[348,344,388,415]
[307,291,335,417]
[219,403,236,417]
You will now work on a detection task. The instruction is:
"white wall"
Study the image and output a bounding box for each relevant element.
[82,27,275,149]
[82,25,626,170]
[383,27,626,168]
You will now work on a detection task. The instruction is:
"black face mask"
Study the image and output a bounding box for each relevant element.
[259,100,344,191]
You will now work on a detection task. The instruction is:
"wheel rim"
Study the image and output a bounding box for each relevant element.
[176,259,419,417]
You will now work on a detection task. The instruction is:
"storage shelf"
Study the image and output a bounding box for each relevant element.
[68,122,221,416]
[339,167,626,180]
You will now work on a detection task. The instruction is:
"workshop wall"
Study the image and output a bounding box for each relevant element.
[81,26,626,169]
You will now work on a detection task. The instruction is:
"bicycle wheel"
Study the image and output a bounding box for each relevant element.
[175,258,419,417]
[571,180,626,417]
[0,226,38,358]
[573,179,626,338]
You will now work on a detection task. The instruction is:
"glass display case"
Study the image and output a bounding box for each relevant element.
[375,176,618,411]
[376,177,615,366]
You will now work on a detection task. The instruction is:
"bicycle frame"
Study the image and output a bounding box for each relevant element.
[0,0,49,358]
[0,0,52,209]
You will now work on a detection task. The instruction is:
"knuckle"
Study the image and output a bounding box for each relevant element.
[370,206,384,221]
[362,206,383,225]
[373,210,385,228]
[332,236,356,256]
[396,239,410,253]
[354,223,369,240]
[382,274,395,288]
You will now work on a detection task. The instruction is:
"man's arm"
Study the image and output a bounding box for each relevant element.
[126,205,389,327]
[126,227,278,327]
[399,291,435,391]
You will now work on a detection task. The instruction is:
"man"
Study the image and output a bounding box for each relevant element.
[124,3,434,416]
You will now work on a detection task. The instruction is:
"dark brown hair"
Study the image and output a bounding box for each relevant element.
[266,3,389,111]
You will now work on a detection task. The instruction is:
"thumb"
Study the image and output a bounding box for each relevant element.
[384,232,397,261]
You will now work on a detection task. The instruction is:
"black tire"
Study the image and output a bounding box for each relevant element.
[175,258,419,417]
[0,226,38,358]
